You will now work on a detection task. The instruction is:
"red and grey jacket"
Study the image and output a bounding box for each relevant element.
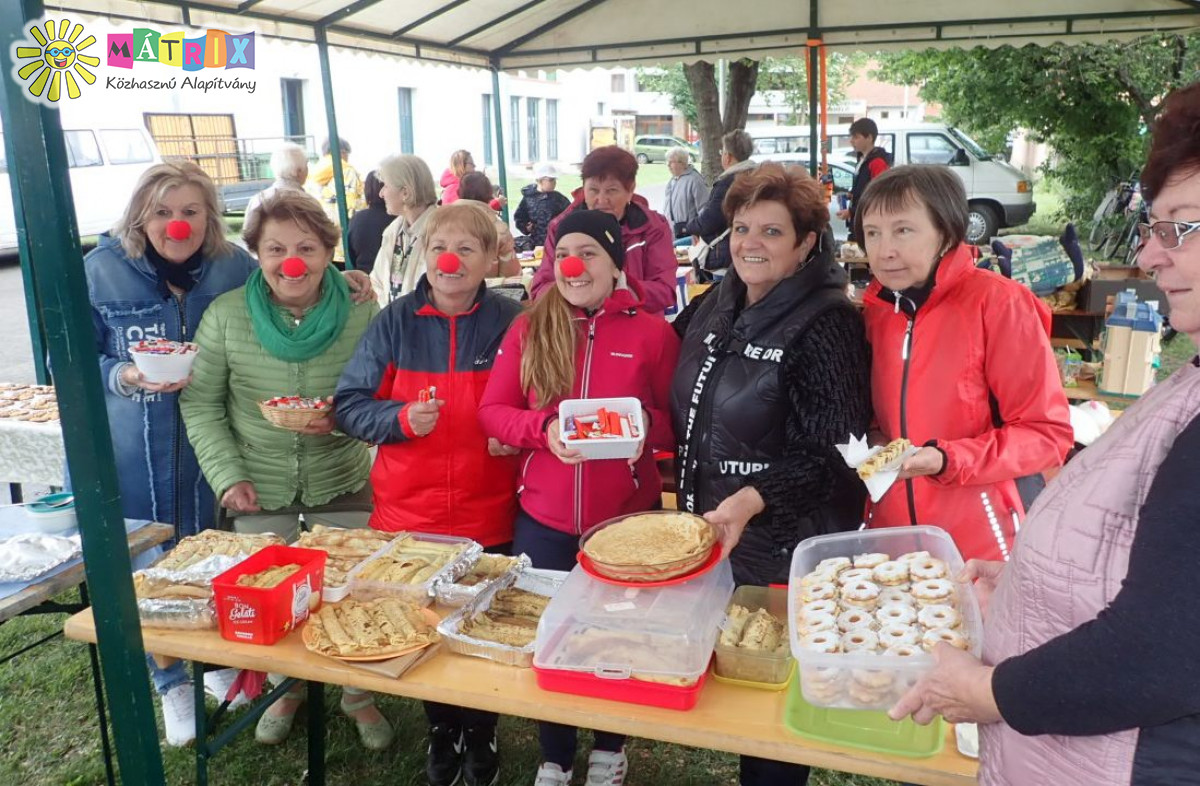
[478,281,680,536]
[333,279,522,545]
[862,243,1074,562]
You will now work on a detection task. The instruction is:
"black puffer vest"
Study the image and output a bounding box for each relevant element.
[671,239,854,583]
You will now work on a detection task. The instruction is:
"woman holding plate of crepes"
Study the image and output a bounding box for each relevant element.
[857,165,1073,562]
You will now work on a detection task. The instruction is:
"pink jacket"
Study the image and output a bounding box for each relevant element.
[980,361,1200,783]
[440,168,461,204]
[529,192,679,314]
[478,282,680,535]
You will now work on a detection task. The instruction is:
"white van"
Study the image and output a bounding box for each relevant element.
[0,126,161,253]
[825,122,1034,244]
[748,126,812,165]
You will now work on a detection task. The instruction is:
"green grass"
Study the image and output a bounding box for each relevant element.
[1000,179,1066,238]
[1158,331,1195,382]
[0,592,896,785]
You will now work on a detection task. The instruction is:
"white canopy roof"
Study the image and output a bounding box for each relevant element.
[62,0,1200,69]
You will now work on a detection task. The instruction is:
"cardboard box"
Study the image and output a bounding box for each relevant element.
[1079,275,1168,316]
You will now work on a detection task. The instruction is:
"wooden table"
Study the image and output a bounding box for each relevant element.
[4,522,172,786]
[1063,378,1140,406]
[65,610,977,786]
[0,523,172,624]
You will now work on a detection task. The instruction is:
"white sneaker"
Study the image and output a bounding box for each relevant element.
[534,762,573,786]
[203,668,249,710]
[160,682,196,747]
[586,749,627,786]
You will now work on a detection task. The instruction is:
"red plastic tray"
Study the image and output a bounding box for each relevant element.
[576,545,722,588]
[212,545,326,646]
[532,662,708,711]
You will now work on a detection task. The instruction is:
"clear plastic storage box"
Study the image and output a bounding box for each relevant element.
[787,526,983,711]
[533,558,734,709]
[714,585,794,689]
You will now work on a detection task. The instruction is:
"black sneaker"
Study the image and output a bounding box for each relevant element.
[462,724,499,786]
[426,723,463,786]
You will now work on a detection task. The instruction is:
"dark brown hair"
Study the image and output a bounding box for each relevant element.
[1142,83,1200,202]
[242,190,339,253]
[458,171,494,203]
[581,145,638,189]
[854,165,967,255]
[363,170,384,209]
[849,118,879,141]
[723,162,829,240]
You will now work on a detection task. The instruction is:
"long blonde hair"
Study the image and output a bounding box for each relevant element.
[113,161,232,260]
[520,287,578,408]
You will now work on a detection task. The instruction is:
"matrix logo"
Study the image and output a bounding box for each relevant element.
[10,17,100,105]
[106,28,255,70]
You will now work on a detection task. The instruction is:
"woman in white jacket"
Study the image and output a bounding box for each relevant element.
[369,154,438,308]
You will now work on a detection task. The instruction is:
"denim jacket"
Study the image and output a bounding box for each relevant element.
[83,233,257,539]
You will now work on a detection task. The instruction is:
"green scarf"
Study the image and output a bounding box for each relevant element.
[245,267,350,363]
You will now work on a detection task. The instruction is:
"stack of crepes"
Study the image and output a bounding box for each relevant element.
[303,597,439,659]
[582,512,716,582]
[295,525,397,589]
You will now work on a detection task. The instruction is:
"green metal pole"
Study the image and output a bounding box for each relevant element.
[808,42,820,177]
[0,3,165,783]
[315,26,353,269]
[490,63,510,225]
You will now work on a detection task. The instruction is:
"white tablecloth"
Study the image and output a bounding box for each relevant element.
[0,418,65,486]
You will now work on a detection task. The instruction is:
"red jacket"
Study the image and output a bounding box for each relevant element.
[334,280,521,545]
[862,244,1073,562]
[478,282,680,535]
[529,191,679,314]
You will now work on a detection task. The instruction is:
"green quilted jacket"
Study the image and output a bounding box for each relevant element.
[180,286,378,511]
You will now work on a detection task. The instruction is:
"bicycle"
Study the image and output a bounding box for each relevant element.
[1089,171,1139,258]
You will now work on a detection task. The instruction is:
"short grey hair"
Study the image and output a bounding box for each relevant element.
[666,146,692,164]
[270,143,309,186]
[722,130,754,162]
[378,154,438,208]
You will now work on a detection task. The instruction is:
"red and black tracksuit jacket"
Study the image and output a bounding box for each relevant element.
[334,279,523,545]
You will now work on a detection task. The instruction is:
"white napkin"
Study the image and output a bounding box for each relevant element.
[835,434,919,503]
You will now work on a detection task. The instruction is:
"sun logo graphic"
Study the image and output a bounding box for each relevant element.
[10,17,100,105]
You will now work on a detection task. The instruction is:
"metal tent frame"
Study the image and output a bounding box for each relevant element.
[2,0,1197,781]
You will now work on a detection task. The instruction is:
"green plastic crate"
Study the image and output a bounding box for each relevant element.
[782,676,945,758]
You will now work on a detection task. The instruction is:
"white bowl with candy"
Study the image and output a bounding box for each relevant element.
[128,339,199,383]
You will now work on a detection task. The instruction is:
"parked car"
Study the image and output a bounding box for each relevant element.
[632,135,697,164]
[748,126,812,165]
[824,122,1035,244]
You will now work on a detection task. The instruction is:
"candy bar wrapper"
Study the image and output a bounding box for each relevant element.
[835,434,918,503]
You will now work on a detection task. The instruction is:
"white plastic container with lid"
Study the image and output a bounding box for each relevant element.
[556,397,644,461]
[534,558,734,687]
[347,532,481,607]
[787,526,983,711]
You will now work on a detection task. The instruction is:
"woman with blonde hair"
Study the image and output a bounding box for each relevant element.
[478,210,679,786]
[82,160,257,747]
[369,153,439,307]
[439,149,475,204]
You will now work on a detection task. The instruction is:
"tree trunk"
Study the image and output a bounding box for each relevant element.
[685,59,759,181]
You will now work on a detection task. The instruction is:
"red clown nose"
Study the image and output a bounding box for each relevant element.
[559,256,585,278]
[281,257,308,278]
[166,220,192,241]
[437,252,461,274]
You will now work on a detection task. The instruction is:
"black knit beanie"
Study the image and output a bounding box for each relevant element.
[556,210,625,270]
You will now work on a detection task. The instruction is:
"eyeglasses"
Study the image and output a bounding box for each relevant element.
[1136,220,1200,251]
[47,47,74,57]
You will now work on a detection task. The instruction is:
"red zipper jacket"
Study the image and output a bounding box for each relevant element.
[529,191,679,314]
[478,281,680,535]
[334,279,521,545]
[862,243,1073,561]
